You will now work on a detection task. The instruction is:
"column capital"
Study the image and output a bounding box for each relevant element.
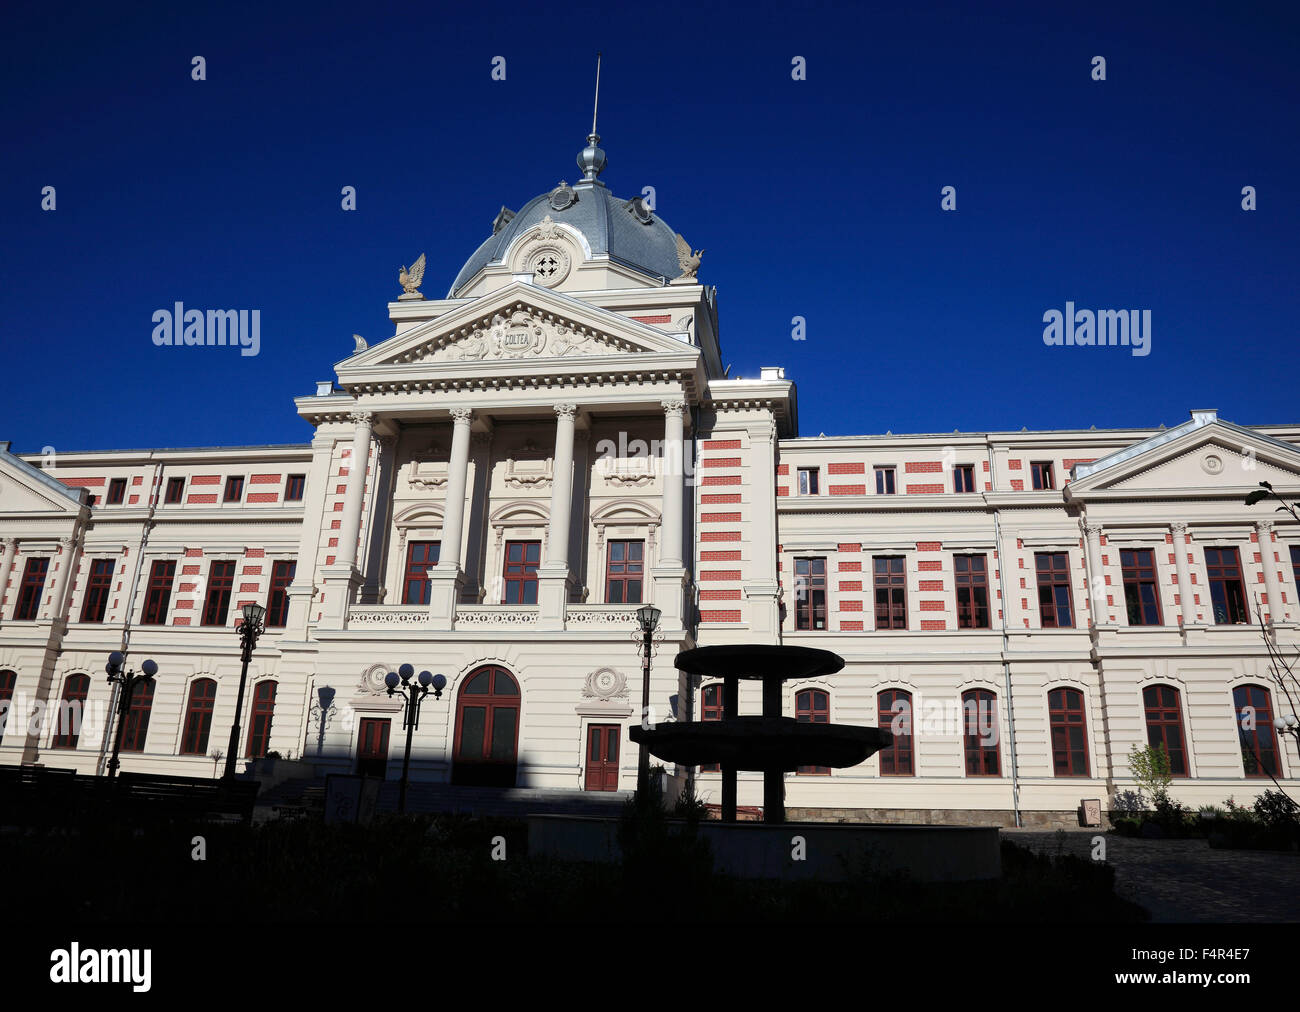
[376,433,397,450]
[449,406,475,426]
[0,537,15,550]
[470,429,494,447]
[58,536,75,550]
[661,397,687,417]
[553,403,578,421]
[1082,522,1103,538]
[349,410,374,426]
[1256,519,1275,536]
[1169,522,1188,536]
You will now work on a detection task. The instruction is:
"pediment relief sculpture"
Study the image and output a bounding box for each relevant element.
[416,309,633,364]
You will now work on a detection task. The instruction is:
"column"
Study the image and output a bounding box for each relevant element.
[0,539,17,617]
[659,399,685,566]
[463,428,495,602]
[43,536,77,622]
[336,411,374,570]
[538,403,577,628]
[743,417,781,642]
[1082,522,1107,626]
[1171,522,1197,627]
[428,407,474,629]
[1258,520,1284,624]
[284,434,337,636]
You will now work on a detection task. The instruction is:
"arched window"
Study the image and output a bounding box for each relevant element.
[245,680,277,759]
[700,683,723,772]
[1049,688,1089,777]
[181,678,217,755]
[877,689,913,776]
[962,689,1001,776]
[0,669,15,745]
[120,678,155,752]
[51,673,90,749]
[1143,685,1188,776]
[796,689,830,774]
[1234,684,1280,778]
[452,666,520,787]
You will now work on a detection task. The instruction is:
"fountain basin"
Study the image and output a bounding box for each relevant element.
[630,718,890,771]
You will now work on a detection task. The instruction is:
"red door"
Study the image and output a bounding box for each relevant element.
[584,724,620,791]
[357,718,390,779]
[452,666,520,787]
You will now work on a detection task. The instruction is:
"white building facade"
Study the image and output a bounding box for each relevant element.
[2,141,1297,826]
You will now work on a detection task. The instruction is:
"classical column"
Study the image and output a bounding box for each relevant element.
[544,403,577,568]
[1171,522,1197,626]
[428,407,474,629]
[337,411,374,570]
[659,399,686,566]
[1082,522,1107,626]
[0,539,17,615]
[1257,520,1285,624]
[44,536,77,622]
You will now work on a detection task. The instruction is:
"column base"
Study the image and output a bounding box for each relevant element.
[743,581,782,643]
[650,566,688,631]
[319,565,363,629]
[427,568,465,631]
[537,567,572,630]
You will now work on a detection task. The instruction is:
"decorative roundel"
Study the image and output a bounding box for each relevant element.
[549,182,576,211]
[525,245,571,286]
[592,668,621,696]
[629,196,653,224]
[1201,453,1224,475]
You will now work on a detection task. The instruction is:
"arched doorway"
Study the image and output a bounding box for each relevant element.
[452,665,520,787]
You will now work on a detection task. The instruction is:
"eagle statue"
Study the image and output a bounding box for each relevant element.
[674,234,704,280]
[399,253,426,295]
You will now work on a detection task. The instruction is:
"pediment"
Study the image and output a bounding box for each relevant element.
[0,449,87,517]
[342,283,697,375]
[1065,419,1300,501]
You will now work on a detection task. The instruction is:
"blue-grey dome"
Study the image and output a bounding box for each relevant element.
[448,180,686,296]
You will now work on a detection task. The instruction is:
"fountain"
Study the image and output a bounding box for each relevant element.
[629,644,891,823]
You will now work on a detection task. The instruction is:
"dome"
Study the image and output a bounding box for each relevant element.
[448,137,687,296]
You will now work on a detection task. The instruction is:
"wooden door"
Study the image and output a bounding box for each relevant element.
[584,724,620,791]
[357,718,390,779]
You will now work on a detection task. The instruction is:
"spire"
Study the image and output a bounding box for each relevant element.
[577,52,607,186]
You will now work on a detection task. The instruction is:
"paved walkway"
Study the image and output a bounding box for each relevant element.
[1006,829,1300,922]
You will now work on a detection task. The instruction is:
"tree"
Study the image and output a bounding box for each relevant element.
[1128,743,1173,808]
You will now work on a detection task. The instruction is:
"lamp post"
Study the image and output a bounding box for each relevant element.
[385,663,447,813]
[1273,713,1300,760]
[635,604,661,800]
[224,602,266,779]
[105,651,157,780]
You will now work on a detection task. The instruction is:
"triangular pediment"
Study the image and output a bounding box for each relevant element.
[0,447,88,517]
[341,283,699,376]
[1065,415,1300,501]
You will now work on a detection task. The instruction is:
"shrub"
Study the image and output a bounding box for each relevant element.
[1128,743,1173,808]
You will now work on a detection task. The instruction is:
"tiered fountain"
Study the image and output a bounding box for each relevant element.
[629,644,890,823]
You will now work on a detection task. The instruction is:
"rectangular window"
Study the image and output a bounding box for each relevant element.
[1036,552,1074,628]
[224,476,244,502]
[201,561,236,626]
[1205,547,1249,624]
[797,468,819,495]
[402,542,440,605]
[953,553,990,629]
[265,560,296,627]
[605,540,644,604]
[106,478,127,505]
[953,465,975,493]
[80,559,116,623]
[794,557,827,630]
[285,474,305,501]
[1049,688,1090,776]
[13,558,49,621]
[873,555,907,629]
[874,467,896,495]
[1031,461,1055,490]
[164,477,185,503]
[878,690,914,775]
[1121,549,1163,626]
[503,541,541,604]
[141,560,176,625]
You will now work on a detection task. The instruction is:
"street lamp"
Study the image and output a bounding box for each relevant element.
[635,604,662,799]
[224,602,266,779]
[385,663,447,813]
[1273,713,1300,758]
[105,651,157,780]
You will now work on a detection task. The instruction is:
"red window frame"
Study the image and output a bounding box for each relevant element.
[1205,547,1249,625]
[246,680,277,759]
[180,678,217,755]
[605,540,644,604]
[1142,684,1187,776]
[1292,545,1300,602]
[265,559,296,627]
[1121,549,1163,626]
[284,474,305,501]
[51,673,90,749]
[80,558,115,624]
[700,683,723,772]
[877,689,914,775]
[106,478,127,505]
[962,689,1001,776]
[874,467,896,495]
[873,556,907,629]
[794,557,827,630]
[401,541,440,605]
[1235,684,1280,778]
[796,689,830,774]
[1048,687,1089,776]
[224,476,244,502]
[202,560,236,626]
[119,677,155,752]
[503,540,540,604]
[1031,461,1055,490]
[13,557,49,621]
[141,560,176,625]
[164,477,185,504]
[954,553,990,629]
[953,465,975,493]
[1036,552,1074,628]
[0,668,16,745]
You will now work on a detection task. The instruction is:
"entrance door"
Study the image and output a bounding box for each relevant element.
[584,724,620,791]
[452,666,520,787]
[357,718,390,779]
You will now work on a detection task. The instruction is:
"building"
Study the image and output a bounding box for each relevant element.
[1,132,1297,826]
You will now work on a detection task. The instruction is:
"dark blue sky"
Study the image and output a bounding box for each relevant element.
[3,0,1297,452]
